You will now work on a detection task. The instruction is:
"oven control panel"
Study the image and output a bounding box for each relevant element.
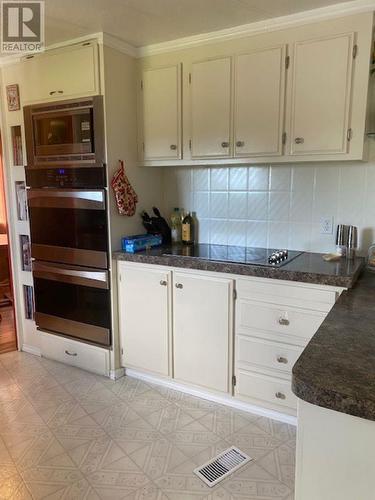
[25,167,106,189]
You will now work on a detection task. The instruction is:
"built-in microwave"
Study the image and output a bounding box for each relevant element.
[24,96,105,169]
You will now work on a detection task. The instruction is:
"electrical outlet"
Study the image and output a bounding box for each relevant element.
[320,216,334,235]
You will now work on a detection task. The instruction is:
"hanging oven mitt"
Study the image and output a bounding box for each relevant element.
[111,160,138,216]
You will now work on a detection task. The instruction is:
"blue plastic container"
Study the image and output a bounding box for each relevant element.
[121,234,162,253]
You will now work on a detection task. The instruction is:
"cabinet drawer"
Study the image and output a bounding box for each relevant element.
[237,335,303,374]
[236,277,338,312]
[236,369,297,410]
[39,332,109,376]
[237,299,325,341]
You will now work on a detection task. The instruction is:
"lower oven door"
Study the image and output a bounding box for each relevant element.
[27,188,108,268]
[32,261,111,346]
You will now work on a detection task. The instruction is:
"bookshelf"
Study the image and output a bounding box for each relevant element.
[10,125,23,166]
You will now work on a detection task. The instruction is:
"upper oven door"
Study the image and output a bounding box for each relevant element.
[33,108,94,156]
[27,188,108,268]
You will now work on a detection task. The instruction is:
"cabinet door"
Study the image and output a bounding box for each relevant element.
[289,33,354,155]
[190,57,232,158]
[235,46,286,156]
[140,65,181,160]
[173,272,232,393]
[22,42,99,102]
[118,265,171,376]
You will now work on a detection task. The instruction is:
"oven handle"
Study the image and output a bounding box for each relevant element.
[27,189,105,210]
[32,261,109,289]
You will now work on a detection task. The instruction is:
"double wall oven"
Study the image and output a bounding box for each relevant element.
[24,97,111,347]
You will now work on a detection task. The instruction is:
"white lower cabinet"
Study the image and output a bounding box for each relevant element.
[39,331,110,376]
[118,263,340,416]
[173,272,233,393]
[118,264,171,376]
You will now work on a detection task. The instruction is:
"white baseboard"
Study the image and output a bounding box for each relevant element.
[125,368,297,426]
[109,367,125,380]
[21,344,41,357]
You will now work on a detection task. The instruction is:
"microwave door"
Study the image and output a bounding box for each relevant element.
[32,261,111,346]
[27,188,108,268]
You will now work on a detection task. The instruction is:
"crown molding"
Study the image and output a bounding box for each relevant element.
[102,33,138,58]
[138,0,375,57]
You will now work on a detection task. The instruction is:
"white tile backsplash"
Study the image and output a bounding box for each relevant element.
[162,160,375,254]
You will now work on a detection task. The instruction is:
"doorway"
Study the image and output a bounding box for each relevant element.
[0,133,17,354]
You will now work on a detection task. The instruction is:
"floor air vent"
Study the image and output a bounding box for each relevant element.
[194,446,252,487]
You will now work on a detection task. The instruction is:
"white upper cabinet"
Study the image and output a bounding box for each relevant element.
[139,64,181,160]
[190,57,232,158]
[21,42,100,103]
[288,33,354,155]
[234,45,286,157]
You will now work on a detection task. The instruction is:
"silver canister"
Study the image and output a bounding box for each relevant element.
[347,225,358,260]
[336,224,348,256]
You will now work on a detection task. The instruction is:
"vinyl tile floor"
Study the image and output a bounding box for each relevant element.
[0,351,295,500]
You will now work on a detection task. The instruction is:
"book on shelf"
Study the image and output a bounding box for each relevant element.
[23,285,34,320]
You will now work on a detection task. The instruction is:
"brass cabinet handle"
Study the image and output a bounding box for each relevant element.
[175,283,183,289]
[49,90,64,95]
[160,280,167,286]
[221,141,230,148]
[65,350,77,357]
[275,392,286,400]
[236,140,245,147]
[277,356,288,364]
[294,137,304,144]
[278,317,290,326]
[170,144,177,150]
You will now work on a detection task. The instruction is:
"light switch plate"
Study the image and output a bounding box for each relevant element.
[320,216,334,235]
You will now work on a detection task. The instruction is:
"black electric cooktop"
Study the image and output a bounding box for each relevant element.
[163,244,303,268]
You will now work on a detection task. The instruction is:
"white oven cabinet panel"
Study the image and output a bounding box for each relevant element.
[39,331,109,376]
[21,42,99,103]
[236,368,298,411]
[234,45,286,157]
[288,33,354,155]
[236,335,303,375]
[118,264,171,377]
[173,272,233,393]
[190,57,232,158]
[236,299,326,342]
[140,65,181,160]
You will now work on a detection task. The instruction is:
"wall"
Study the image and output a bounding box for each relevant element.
[162,143,375,255]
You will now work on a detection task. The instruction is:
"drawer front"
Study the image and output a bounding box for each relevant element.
[236,277,338,312]
[237,299,326,341]
[236,369,297,410]
[39,332,109,376]
[237,335,303,374]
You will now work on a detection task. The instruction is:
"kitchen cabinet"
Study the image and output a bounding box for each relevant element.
[173,272,233,393]
[118,264,171,376]
[20,41,99,103]
[234,45,286,157]
[288,33,354,155]
[139,64,182,160]
[190,57,232,158]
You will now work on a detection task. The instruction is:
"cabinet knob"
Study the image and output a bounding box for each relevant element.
[170,144,177,150]
[278,317,290,326]
[221,141,230,148]
[275,392,286,400]
[294,137,304,144]
[277,356,288,364]
[65,350,77,357]
[175,283,183,289]
[236,140,245,147]
[160,280,167,286]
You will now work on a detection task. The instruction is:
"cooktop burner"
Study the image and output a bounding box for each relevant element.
[163,244,303,268]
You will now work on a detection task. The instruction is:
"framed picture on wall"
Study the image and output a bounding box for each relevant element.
[6,84,20,111]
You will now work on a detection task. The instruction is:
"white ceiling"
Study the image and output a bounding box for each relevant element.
[44,0,362,48]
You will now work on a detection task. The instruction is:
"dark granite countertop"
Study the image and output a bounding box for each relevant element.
[113,244,364,288]
[292,269,375,421]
